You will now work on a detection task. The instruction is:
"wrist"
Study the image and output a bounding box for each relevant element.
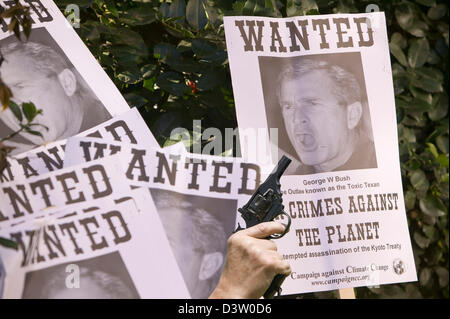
[208,279,247,299]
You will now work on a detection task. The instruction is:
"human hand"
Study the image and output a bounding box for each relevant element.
[209,221,291,299]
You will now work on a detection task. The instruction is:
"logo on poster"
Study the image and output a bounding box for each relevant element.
[393,259,405,275]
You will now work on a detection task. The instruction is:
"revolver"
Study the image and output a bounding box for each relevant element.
[235,155,292,298]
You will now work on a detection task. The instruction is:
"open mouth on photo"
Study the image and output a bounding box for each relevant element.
[295,133,316,151]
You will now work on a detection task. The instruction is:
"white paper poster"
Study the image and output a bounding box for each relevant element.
[0,0,130,155]
[63,136,245,298]
[224,13,417,294]
[0,187,190,298]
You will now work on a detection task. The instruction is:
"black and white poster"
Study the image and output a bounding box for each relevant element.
[0,0,130,155]
[150,189,237,299]
[0,155,131,229]
[224,13,417,294]
[63,137,250,299]
[0,188,190,298]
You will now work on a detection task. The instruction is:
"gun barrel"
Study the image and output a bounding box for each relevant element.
[274,156,291,178]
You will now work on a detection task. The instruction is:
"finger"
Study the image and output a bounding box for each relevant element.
[269,253,291,276]
[242,221,286,239]
[248,237,278,251]
[277,261,292,276]
[261,251,291,276]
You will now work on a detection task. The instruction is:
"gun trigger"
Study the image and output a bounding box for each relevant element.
[234,223,244,233]
[276,287,282,296]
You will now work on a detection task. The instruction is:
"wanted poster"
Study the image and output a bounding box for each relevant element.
[63,136,186,169]
[0,154,132,229]
[64,136,260,200]
[0,187,190,298]
[63,136,258,298]
[1,107,159,180]
[224,13,417,294]
[0,0,130,155]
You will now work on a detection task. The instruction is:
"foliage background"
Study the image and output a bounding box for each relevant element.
[48,0,449,298]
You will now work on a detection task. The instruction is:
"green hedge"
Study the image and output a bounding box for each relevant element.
[54,0,448,299]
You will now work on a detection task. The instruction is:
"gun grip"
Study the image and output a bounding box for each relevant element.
[263,273,287,299]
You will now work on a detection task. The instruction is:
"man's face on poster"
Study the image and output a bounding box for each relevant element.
[0,52,81,145]
[157,204,223,298]
[159,206,203,284]
[48,277,110,299]
[279,69,360,169]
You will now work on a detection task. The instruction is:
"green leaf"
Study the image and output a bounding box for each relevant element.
[120,4,157,26]
[404,190,416,210]
[186,0,208,31]
[232,1,245,13]
[427,4,447,20]
[410,169,429,194]
[167,56,205,73]
[168,0,186,24]
[414,231,431,248]
[426,49,441,64]
[24,127,44,137]
[242,0,256,15]
[436,135,449,154]
[8,100,22,122]
[156,71,188,96]
[22,102,37,122]
[409,86,433,106]
[434,267,449,288]
[391,32,408,49]
[392,69,409,95]
[428,92,448,121]
[390,43,408,67]
[0,236,18,249]
[191,38,217,57]
[395,3,415,30]
[423,224,437,239]
[419,267,432,286]
[153,43,180,62]
[152,111,185,141]
[159,2,170,18]
[103,0,119,18]
[124,93,148,109]
[287,0,318,17]
[411,67,444,93]
[104,27,148,59]
[411,21,429,37]
[196,69,223,91]
[198,50,227,65]
[408,38,430,68]
[116,70,141,84]
[203,1,222,27]
[252,0,266,15]
[437,154,449,168]
[426,142,439,158]
[161,18,197,39]
[399,124,417,143]
[140,64,158,79]
[419,196,446,217]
